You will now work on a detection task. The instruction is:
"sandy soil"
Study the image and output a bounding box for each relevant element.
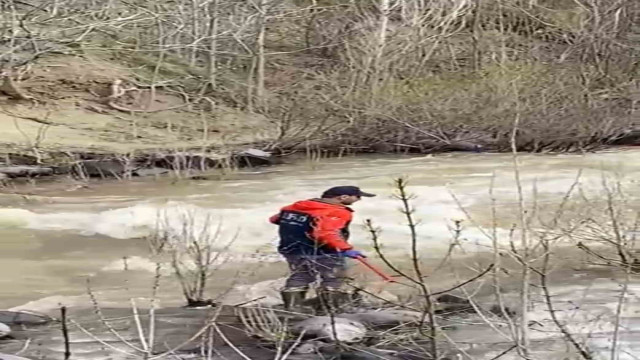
[0,55,275,156]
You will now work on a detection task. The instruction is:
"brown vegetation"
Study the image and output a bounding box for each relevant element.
[0,0,638,156]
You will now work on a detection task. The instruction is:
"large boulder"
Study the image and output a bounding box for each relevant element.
[292,316,366,343]
[436,294,474,314]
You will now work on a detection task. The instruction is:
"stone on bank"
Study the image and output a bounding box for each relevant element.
[0,322,10,338]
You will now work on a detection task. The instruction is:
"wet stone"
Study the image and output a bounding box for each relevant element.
[0,322,10,338]
[0,311,52,326]
[292,316,367,343]
[339,309,423,327]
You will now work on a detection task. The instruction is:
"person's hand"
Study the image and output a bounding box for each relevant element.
[342,250,366,259]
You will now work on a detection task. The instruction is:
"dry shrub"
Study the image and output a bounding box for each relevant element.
[3,0,638,155]
[264,60,636,154]
[260,0,639,154]
[148,210,236,307]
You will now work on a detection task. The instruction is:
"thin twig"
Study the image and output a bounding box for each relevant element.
[211,323,252,360]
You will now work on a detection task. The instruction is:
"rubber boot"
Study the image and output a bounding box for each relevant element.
[318,289,352,314]
[281,290,307,313]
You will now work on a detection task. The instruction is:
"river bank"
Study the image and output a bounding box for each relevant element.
[2,51,639,188]
[1,144,639,191]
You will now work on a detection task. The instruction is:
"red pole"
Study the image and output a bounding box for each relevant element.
[355,257,395,282]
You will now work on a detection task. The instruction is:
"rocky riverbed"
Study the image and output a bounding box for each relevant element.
[0,295,463,360]
[2,261,640,360]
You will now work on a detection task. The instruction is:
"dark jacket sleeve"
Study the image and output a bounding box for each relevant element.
[311,209,353,251]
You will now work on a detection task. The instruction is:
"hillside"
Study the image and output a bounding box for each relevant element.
[0,56,273,157]
[0,0,639,165]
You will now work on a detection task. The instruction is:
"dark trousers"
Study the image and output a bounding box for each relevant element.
[282,254,346,291]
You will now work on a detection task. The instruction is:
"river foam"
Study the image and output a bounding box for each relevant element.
[0,185,480,256]
[2,150,638,257]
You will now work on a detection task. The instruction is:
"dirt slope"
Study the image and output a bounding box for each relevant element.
[0,55,275,157]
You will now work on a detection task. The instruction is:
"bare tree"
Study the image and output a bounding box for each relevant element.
[206,0,221,90]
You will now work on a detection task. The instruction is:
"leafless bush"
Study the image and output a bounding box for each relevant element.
[364,177,498,359]
[148,209,237,307]
[266,0,639,154]
[1,0,636,155]
[69,268,226,359]
[569,175,640,269]
[446,162,640,359]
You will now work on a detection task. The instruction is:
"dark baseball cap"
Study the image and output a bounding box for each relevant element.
[321,186,376,198]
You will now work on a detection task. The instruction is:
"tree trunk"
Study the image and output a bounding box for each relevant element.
[190,0,200,67]
[255,0,267,108]
[371,0,389,101]
[471,0,483,71]
[207,0,220,90]
[150,10,167,129]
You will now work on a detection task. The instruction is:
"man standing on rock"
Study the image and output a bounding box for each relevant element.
[269,186,375,312]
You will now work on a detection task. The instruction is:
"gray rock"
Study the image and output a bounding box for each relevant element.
[0,311,52,326]
[294,340,324,354]
[0,173,8,181]
[339,310,423,327]
[489,304,516,318]
[235,148,274,167]
[292,316,366,343]
[0,322,10,338]
[239,148,271,158]
[437,294,470,305]
[133,167,170,177]
[0,166,53,178]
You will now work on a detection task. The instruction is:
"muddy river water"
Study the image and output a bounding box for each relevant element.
[1,149,640,308]
[1,149,640,359]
